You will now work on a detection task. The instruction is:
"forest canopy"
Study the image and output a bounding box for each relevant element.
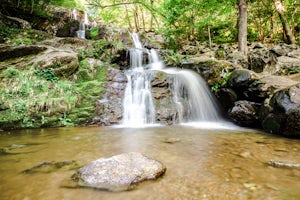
[7,0,300,46]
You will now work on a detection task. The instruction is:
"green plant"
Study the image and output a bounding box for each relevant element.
[2,66,20,78]
[90,27,99,40]
[22,117,35,128]
[34,68,58,82]
[13,38,33,45]
[59,112,73,126]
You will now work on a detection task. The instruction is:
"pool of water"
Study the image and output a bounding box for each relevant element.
[0,125,299,200]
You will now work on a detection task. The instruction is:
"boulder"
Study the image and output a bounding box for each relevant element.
[227,69,254,88]
[31,47,78,77]
[71,152,166,192]
[261,83,300,136]
[245,75,298,102]
[248,45,275,73]
[228,100,261,127]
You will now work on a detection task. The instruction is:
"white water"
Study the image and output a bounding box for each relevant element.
[76,21,85,39]
[84,11,89,25]
[122,33,224,127]
[122,33,156,126]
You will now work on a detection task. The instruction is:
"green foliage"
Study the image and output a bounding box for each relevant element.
[12,38,33,45]
[34,68,59,82]
[2,66,20,78]
[0,24,20,38]
[90,27,99,40]
[59,112,73,126]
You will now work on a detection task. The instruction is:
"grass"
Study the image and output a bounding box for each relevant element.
[0,62,107,129]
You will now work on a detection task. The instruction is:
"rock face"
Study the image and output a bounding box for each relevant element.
[71,152,166,192]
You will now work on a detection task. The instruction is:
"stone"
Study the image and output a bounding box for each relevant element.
[227,69,254,88]
[262,83,300,136]
[0,45,47,62]
[31,47,78,77]
[71,152,166,192]
[228,100,261,127]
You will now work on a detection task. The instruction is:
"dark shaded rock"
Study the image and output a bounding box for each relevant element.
[0,13,31,29]
[248,46,275,73]
[0,45,47,62]
[227,69,254,88]
[23,160,79,174]
[245,75,297,102]
[71,152,166,192]
[261,83,300,136]
[56,21,79,37]
[228,100,261,127]
[215,88,238,112]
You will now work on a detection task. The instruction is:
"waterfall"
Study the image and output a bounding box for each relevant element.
[84,11,89,25]
[122,33,223,127]
[165,68,221,122]
[122,33,156,126]
[76,21,85,39]
[72,9,77,20]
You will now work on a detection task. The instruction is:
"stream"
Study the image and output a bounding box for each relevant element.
[0,126,299,200]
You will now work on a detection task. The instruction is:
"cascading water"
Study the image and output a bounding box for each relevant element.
[76,21,85,39]
[122,33,224,127]
[165,68,222,123]
[122,33,156,126]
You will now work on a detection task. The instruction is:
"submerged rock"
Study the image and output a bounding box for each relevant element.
[71,152,166,192]
[23,160,79,174]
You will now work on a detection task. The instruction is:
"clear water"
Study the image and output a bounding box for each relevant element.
[0,126,299,200]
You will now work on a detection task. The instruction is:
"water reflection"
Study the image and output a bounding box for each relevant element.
[0,126,299,200]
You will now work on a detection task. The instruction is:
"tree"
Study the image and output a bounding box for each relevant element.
[238,0,247,57]
[273,0,296,44]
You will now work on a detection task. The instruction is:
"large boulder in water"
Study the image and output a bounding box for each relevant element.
[71,152,166,191]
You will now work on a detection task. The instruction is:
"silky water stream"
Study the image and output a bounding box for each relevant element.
[0,127,299,200]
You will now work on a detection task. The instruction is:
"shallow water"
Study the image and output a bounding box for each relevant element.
[0,125,299,200]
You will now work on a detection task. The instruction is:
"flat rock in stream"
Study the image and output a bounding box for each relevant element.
[71,152,166,192]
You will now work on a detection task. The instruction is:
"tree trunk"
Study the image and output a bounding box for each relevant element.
[208,25,212,49]
[273,0,296,44]
[238,0,247,57]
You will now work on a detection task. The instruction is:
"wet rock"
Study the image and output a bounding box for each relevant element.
[261,83,300,136]
[215,88,238,112]
[228,100,261,127]
[23,160,79,174]
[227,69,254,88]
[94,67,126,126]
[71,152,166,192]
